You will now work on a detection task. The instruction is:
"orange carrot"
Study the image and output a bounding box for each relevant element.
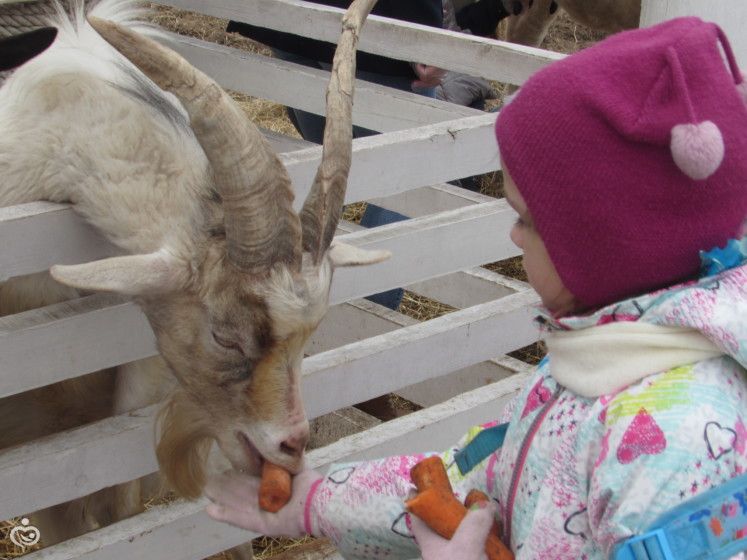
[483,534,513,560]
[464,489,491,508]
[407,458,514,560]
[406,487,466,538]
[410,456,453,493]
[258,461,292,513]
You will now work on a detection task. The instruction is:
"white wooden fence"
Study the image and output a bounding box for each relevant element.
[1,0,741,558]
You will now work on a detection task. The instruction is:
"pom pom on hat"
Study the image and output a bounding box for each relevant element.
[666,46,726,180]
[670,121,725,180]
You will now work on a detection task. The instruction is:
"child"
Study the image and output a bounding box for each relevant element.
[205,16,747,559]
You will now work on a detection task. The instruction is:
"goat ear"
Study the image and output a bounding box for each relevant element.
[50,250,188,295]
[328,242,391,268]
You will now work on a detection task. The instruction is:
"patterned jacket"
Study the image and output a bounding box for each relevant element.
[306,258,747,559]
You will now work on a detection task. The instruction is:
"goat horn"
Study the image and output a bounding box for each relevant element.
[299,0,378,264]
[89,17,301,274]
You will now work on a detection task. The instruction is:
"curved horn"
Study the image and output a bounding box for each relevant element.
[299,0,378,264]
[89,17,301,275]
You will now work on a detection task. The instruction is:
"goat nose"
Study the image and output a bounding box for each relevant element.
[279,426,309,458]
[512,1,523,15]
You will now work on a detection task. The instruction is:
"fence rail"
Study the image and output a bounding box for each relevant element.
[159,0,563,84]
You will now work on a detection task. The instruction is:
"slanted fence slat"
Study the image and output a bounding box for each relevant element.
[159,0,563,84]
[0,203,119,282]
[163,32,481,133]
[0,295,156,399]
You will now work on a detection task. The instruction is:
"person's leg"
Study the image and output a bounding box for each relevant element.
[358,206,409,309]
[346,70,428,309]
[271,49,326,144]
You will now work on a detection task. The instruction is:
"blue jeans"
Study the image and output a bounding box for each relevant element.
[274,50,435,309]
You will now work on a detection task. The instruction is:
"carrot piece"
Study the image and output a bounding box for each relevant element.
[484,534,513,560]
[410,456,453,493]
[406,488,465,539]
[258,461,292,513]
[407,458,514,560]
[464,489,491,508]
[406,489,513,560]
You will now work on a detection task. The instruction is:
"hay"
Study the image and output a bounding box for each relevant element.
[341,202,367,224]
[539,10,610,52]
[252,536,317,559]
[399,291,455,322]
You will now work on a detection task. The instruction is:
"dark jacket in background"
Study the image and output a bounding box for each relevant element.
[455,0,510,37]
[226,0,443,78]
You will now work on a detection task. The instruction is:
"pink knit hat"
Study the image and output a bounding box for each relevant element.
[495,17,747,310]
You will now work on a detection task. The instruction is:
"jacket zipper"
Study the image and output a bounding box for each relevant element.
[504,387,562,544]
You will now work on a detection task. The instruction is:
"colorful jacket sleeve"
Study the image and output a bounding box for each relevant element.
[306,416,515,560]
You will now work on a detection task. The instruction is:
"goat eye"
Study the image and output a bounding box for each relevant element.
[219,362,254,389]
[212,331,242,353]
[234,364,253,382]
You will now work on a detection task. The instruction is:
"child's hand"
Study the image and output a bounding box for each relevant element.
[410,502,497,560]
[205,469,322,537]
[412,63,446,88]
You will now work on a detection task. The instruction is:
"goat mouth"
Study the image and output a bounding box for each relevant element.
[236,431,263,472]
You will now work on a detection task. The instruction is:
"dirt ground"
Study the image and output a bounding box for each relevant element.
[1,4,609,560]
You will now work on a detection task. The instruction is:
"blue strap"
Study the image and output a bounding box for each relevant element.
[613,474,747,560]
[454,423,509,475]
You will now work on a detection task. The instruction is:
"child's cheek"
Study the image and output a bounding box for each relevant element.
[510,225,524,249]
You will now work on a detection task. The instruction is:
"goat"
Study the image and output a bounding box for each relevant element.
[504,0,640,47]
[0,0,383,549]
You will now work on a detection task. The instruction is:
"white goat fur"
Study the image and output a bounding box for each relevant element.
[0,2,207,254]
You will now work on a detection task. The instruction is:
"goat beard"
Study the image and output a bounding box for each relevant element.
[156,390,213,500]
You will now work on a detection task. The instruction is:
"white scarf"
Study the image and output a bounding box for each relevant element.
[545,322,723,398]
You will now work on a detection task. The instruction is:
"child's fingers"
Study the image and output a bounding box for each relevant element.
[205,472,262,510]
[409,514,449,553]
[451,504,496,554]
[206,502,267,533]
[410,505,497,560]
